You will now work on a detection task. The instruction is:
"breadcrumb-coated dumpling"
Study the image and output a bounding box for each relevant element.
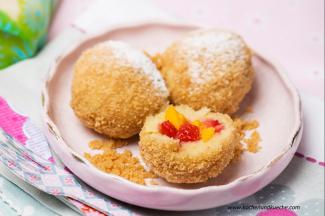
[154,29,254,114]
[139,105,241,183]
[71,41,169,139]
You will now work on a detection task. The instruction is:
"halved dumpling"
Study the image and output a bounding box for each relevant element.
[139,105,240,183]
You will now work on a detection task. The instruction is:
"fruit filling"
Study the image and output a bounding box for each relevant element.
[159,106,224,142]
[159,120,177,138]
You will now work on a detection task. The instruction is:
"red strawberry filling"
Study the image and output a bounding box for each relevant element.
[202,119,224,132]
[159,120,177,138]
[176,123,200,142]
[214,124,224,133]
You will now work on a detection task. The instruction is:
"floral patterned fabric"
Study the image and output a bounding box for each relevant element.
[0,0,55,69]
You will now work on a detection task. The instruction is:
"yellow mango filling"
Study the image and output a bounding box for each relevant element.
[200,127,215,141]
[165,105,186,129]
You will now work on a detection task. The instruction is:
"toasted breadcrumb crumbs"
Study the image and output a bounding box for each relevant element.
[244,131,261,153]
[89,139,128,150]
[85,140,156,185]
[150,53,163,70]
[234,118,261,153]
[243,120,259,130]
[234,118,259,131]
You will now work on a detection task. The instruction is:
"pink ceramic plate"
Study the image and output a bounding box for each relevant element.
[42,21,302,211]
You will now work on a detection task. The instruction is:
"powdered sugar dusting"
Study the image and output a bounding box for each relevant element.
[180,30,247,84]
[100,41,168,94]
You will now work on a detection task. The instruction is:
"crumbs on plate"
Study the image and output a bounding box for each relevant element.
[84,139,156,185]
[234,118,261,153]
[88,139,128,150]
[244,131,262,153]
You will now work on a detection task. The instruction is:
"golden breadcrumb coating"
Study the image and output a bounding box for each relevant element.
[139,105,241,184]
[71,41,168,138]
[85,139,156,185]
[154,29,254,114]
[232,141,244,162]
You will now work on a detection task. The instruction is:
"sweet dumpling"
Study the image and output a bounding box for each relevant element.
[139,105,240,183]
[154,29,254,114]
[71,41,169,139]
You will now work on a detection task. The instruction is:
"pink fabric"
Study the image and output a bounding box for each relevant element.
[49,0,324,100]
[0,97,27,144]
[257,209,297,216]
